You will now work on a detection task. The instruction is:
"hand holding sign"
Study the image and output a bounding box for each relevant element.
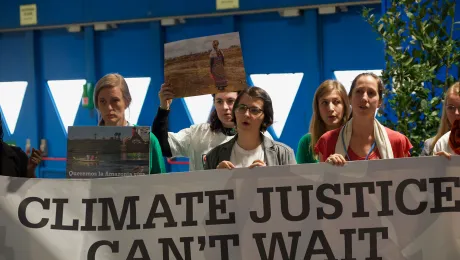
[326,154,347,166]
[27,148,42,178]
[159,83,174,110]
[248,159,265,169]
[217,160,235,170]
[434,151,452,160]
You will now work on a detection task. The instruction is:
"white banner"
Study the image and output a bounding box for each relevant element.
[1,156,460,260]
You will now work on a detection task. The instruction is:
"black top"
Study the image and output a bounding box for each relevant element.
[0,142,28,177]
[151,107,173,157]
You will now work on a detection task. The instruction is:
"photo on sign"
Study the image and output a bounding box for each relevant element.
[164,32,247,98]
[66,126,150,178]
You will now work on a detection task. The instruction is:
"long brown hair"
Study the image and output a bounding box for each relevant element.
[94,73,132,126]
[310,80,350,157]
[208,92,241,132]
[430,82,460,151]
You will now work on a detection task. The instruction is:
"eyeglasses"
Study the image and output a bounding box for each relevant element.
[235,104,264,116]
[446,105,460,113]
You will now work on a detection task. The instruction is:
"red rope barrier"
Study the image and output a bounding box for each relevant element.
[167,158,189,165]
[42,157,190,165]
[42,157,67,161]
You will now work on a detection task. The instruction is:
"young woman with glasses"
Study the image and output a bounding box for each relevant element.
[152,84,272,172]
[204,87,296,169]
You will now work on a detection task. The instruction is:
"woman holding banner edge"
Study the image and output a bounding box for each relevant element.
[204,87,296,169]
[296,79,350,164]
[315,73,413,166]
[93,73,166,174]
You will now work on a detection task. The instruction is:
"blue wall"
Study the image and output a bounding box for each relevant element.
[0,1,385,176]
[0,0,378,30]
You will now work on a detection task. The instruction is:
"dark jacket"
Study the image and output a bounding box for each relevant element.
[204,134,297,170]
[0,142,29,177]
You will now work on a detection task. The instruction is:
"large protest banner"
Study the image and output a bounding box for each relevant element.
[0,156,459,260]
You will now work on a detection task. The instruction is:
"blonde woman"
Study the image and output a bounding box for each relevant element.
[432,82,460,158]
[315,73,413,165]
[296,80,350,163]
[421,82,460,156]
[94,73,166,174]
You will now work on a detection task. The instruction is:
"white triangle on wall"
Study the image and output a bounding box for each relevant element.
[183,95,214,125]
[124,77,151,125]
[250,73,303,138]
[48,79,86,134]
[334,70,383,116]
[0,81,28,134]
[334,70,382,93]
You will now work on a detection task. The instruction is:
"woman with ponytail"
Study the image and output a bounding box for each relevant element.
[94,73,165,174]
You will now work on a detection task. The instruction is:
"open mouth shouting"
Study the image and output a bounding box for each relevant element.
[359,104,369,110]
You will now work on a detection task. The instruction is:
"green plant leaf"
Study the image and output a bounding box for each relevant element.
[407,12,415,19]
[360,0,459,156]
[421,99,428,110]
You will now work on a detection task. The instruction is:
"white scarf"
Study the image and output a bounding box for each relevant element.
[335,118,394,160]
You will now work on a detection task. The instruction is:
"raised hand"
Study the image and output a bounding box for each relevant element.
[159,83,174,110]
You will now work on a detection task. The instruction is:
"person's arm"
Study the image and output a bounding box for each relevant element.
[11,146,36,178]
[151,107,173,157]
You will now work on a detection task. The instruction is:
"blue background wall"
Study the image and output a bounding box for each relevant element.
[0,0,386,177]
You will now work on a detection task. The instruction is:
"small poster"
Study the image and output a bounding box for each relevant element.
[164,32,247,98]
[20,4,38,26]
[216,0,239,10]
[66,126,150,178]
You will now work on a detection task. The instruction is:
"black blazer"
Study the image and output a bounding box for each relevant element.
[0,142,29,177]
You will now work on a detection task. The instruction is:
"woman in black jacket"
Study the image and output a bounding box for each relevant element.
[0,116,41,178]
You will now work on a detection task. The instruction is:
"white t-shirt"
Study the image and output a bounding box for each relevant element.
[230,142,264,168]
[433,131,455,155]
[168,123,272,171]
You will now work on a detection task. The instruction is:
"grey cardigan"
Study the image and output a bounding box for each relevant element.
[420,137,434,156]
[204,134,297,169]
